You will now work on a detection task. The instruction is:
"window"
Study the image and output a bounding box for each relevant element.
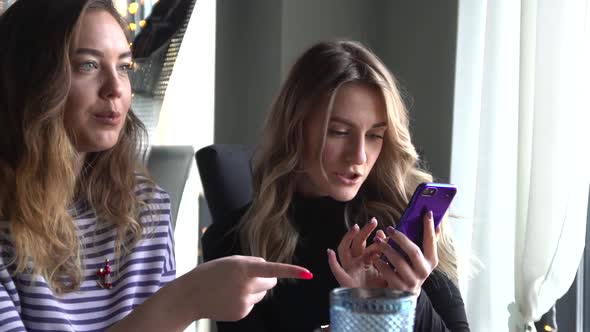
[128,0,197,146]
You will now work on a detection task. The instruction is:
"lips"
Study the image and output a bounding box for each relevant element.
[92,111,121,126]
[334,171,363,185]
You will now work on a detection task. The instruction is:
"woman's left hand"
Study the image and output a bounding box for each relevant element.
[371,211,439,295]
[327,218,388,288]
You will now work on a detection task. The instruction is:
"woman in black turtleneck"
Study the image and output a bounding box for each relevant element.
[202,40,469,332]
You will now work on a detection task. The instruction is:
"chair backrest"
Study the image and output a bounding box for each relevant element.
[146,145,195,229]
[195,144,255,224]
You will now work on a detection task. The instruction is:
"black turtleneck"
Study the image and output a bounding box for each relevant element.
[201,195,469,332]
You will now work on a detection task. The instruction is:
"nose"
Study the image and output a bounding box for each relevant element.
[347,135,367,165]
[99,69,124,100]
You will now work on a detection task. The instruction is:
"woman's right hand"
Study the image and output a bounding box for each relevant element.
[108,255,312,332]
[189,255,313,321]
[327,218,388,288]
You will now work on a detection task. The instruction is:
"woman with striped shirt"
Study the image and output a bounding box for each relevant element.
[0,1,312,331]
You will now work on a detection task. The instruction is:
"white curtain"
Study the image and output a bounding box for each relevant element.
[451,0,590,331]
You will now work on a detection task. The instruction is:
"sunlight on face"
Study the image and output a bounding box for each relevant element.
[64,10,132,154]
[299,82,387,201]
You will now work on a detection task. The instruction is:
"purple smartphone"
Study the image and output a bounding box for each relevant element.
[388,182,457,251]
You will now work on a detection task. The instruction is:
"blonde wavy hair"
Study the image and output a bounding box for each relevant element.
[239,40,459,283]
[0,0,153,293]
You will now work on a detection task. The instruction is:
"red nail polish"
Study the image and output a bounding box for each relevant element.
[299,271,313,280]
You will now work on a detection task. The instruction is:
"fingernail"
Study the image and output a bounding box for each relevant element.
[370,217,377,224]
[299,271,313,280]
[386,226,396,235]
[353,224,359,231]
[428,211,433,219]
[374,236,383,243]
[327,248,332,255]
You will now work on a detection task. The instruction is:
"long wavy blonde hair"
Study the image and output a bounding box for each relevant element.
[239,40,459,283]
[0,0,153,293]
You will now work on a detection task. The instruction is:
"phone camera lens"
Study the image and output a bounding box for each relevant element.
[421,187,437,196]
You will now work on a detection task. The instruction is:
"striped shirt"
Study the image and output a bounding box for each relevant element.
[0,179,176,331]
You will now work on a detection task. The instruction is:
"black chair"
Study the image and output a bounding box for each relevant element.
[195,144,256,332]
[195,144,255,225]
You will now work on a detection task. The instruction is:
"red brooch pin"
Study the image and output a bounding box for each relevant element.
[97,259,112,289]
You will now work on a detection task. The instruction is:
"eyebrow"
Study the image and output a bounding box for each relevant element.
[74,48,132,59]
[330,116,388,129]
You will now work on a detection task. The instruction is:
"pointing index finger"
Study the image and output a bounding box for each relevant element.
[247,261,313,280]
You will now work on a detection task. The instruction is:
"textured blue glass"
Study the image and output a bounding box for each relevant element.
[330,288,417,332]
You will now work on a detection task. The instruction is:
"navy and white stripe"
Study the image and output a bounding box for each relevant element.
[0,178,176,331]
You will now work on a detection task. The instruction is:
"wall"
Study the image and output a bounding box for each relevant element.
[280,0,372,75]
[214,0,283,144]
[371,1,458,181]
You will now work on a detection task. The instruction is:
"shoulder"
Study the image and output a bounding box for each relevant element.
[134,173,171,203]
[423,270,463,302]
[0,220,11,246]
[133,173,173,231]
[0,220,12,253]
[419,270,469,329]
[132,175,175,267]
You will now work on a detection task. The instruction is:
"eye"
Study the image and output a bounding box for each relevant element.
[118,62,134,74]
[79,61,98,72]
[328,129,349,137]
[367,132,385,140]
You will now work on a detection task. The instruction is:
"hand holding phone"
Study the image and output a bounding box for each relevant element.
[388,182,457,252]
